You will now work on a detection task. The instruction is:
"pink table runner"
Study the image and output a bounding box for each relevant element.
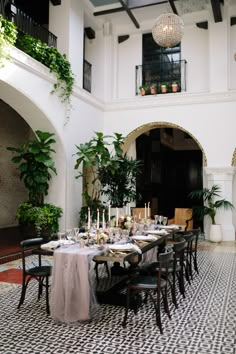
[50,244,100,323]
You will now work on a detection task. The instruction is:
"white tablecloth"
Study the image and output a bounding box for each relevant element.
[50,244,102,323]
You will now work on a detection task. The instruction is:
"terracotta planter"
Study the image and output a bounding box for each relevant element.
[150,87,157,95]
[172,84,178,93]
[161,85,167,93]
[140,88,146,96]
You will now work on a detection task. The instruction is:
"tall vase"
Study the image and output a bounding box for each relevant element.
[209,224,222,242]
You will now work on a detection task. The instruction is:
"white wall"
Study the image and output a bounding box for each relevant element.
[0,46,104,230]
[117,34,142,98]
[181,25,208,92]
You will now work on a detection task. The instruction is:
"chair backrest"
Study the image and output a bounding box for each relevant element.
[158,249,173,274]
[187,227,201,251]
[173,238,186,270]
[171,208,193,231]
[20,237,44,271]
[131,208,146,219]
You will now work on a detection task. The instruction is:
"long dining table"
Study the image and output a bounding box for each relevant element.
[47,232,169,324]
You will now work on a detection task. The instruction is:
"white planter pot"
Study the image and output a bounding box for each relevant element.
[209,224,222,243]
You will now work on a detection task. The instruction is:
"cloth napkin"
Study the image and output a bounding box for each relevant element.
[41,241,60,251]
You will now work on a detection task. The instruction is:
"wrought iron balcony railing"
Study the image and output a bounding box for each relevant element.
[135,60,187,95]
[83,59,92,93]
[0,0,57,47]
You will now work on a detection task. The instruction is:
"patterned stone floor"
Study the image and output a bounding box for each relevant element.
[0,241,235,354]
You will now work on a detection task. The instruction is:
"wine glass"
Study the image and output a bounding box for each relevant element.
[159,215,164,225]
[163,217,168,226]
[154,215,159,225]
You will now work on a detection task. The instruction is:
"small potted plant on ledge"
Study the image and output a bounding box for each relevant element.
[150,83,157,95]
[171,81,179,93]
[139,84,148,96]
[188,184,234,242]
[7,130,63,240]
[160,82,167,93]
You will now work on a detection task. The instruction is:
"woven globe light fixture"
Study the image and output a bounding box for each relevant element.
[152,13,184,48]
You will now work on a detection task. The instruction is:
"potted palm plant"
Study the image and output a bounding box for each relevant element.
[74,132,142,226]
[7,130,63,239]
[188,185,234,242]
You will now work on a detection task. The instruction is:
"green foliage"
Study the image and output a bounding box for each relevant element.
[7,130,57,205]
[100,155,142,207]
[17,34,74,104]
[0,16,17,66]
[74,132,142,210]
[188,184,234,225]
[17,201,63,235]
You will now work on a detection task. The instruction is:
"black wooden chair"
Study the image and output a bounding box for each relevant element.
[181,232,195,283]
[141,238,186,308]
[188,227,201,275]
[93,259,110,282]
[18,238,52,314]
[122,249,173,334]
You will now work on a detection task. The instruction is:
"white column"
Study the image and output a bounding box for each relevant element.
[49,0,84,87]
[204,167,236,241]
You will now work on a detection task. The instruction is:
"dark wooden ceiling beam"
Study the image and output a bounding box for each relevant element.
[118,0,140,29]
[210,0,222,23]
[94,7,124,16]
[94,0,169,17]
[168,0,178,15]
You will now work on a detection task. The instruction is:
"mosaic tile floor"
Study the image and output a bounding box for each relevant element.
[0,241,235,353]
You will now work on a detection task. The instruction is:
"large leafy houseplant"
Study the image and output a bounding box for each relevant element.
[74,132,142,225]
[188,184,233,225]
[7,130,63,237]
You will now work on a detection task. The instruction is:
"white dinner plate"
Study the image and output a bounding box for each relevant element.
[108,244,134,252]
[131,235,157,241]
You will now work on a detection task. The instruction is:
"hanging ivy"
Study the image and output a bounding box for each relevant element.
[0,16,74,105]
[17,34,75,104]
[0,15,17,66]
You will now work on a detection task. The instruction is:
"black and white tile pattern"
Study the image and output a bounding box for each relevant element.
[0,250,236,354]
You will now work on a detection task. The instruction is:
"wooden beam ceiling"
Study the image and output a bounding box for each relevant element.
[210,0,222,23]
[118,0,140,28]
[168,0,178,15]
[94,1,169,17]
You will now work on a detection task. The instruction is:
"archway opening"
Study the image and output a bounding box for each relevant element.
[125,123,205,226]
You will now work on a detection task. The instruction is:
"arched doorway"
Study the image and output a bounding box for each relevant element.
[124,122,206,223]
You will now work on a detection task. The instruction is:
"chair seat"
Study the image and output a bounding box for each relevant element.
[129,275,167,289]
[26,266,52,277]
[140,261,181,275]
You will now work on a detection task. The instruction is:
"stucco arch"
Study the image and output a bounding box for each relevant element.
[0,80,67,228]
[123,121,207,166]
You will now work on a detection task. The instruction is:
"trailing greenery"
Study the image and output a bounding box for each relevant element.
[17,201,63,236]
[7,130,57,205]
[188,184,234,225]
[0,16,17,66]
[17,34,74,104]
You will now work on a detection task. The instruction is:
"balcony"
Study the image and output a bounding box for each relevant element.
[0,0,57,48]
[135,60,187,96]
